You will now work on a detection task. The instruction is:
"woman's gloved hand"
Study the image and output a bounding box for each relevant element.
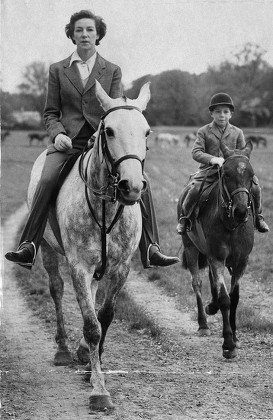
[54,133,72,151]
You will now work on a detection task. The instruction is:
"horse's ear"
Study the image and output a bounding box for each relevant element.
[243,141,253,158]
[95,80,113,111]
[220,140,233,159]
[136,82,151,111]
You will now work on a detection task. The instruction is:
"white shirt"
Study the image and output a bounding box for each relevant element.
[69,51,97,86]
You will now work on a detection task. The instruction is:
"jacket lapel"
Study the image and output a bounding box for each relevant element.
[222,123,231,139]
[84,54,106,93]
[63,56,84,95]
[209,122,222,139]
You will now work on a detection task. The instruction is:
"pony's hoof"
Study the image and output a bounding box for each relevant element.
[205,303,219,315]
[223,347,237,359]
[54,350,73,366]
[89,395,114,412]
[198,328,211,337]
[77,343,90,364]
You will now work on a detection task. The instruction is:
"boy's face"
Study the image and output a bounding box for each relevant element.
[210,106,232,128]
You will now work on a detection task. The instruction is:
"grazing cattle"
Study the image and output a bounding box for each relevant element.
[246,135,267,148]
[177,141,255,359]
[1,130,10,142]
[184,131,197,148]
[28,132,48,146]
[28,81,151,411]
[155,132,180,148]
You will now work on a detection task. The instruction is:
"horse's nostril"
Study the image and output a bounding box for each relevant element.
[118,179,130,193]
[142,180,147,191]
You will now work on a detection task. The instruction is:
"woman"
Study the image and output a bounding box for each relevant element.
[5,10,179,269]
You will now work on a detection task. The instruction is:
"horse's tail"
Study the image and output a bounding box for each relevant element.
[182,250,208,270]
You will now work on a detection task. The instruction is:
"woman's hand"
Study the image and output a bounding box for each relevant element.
[54,134,72,151]
[210,157,224,167]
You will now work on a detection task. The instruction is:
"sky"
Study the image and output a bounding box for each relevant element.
[1,0,273,93]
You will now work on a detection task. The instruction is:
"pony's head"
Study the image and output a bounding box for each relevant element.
[94,80,151,205]
[220,141,254,225]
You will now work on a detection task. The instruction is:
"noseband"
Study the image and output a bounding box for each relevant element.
[219,155,253,221]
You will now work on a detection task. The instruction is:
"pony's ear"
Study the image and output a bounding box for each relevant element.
[95,80,113,111]
[220,140,233,159]
[135,82,151,111]
[243,140,253,158]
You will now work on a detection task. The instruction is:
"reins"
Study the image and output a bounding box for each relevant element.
[78,105,144,280]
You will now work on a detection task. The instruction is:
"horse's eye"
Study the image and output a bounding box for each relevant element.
[105,127,114,137]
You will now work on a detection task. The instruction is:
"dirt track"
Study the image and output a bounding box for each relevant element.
[1,205,273,420]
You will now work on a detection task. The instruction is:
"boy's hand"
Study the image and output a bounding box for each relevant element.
[210,157,224,167]
[54,134,72,151]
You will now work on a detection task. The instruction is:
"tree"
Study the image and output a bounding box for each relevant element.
[18,61,48,119]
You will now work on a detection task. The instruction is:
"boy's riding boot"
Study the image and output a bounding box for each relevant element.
[255,213,269,233]
[251,178,269,233]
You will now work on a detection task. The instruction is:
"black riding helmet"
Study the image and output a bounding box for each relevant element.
[209,93,234,112]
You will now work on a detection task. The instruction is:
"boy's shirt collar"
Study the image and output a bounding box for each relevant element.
[210,121,232,139]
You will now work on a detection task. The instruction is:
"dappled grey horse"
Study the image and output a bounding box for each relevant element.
[28,81,151,411]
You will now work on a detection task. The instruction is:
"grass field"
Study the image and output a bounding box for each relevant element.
[1,127,273,334]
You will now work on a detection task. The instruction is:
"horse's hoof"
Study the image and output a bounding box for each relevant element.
[89,395,114,412]
[84,362,91,382]
[54,350,73,366]
[77,344,90,364]
[223,347,237,359]
[198,328,211,337]
[205,303,219,315]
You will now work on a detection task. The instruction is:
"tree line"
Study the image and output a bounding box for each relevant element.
[2,43,273,129]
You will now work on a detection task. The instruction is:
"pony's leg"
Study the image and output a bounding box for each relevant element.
[98,266,130,362]
[69,264,114,411]
[205,266,220,315]
[229,261,247,347]
[208,259,236,359]
[40,239,73,365]
[184,242,210,336]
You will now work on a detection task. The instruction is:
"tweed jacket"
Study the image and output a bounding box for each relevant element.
[43,53,122,149]
[192,122,246,169]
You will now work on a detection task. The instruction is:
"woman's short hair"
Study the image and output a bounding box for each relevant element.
[65,10,106,45]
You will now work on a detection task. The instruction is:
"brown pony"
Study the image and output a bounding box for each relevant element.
[177,141,255,359]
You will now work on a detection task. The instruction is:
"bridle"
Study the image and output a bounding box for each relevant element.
[78,105,146,280]
[79,105,145,203]
[218,155,253,223]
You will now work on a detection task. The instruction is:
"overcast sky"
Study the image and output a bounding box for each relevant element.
[1,0,273,92]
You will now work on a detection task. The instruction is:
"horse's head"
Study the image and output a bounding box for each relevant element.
[220,141,254,225]
[94,80,151,205]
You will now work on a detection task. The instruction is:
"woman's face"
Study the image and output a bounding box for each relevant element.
[73,18,99,54]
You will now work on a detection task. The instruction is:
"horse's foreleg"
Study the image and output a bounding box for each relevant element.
[206,266,220,315]
[184,246,210,336]
[209,259,236,359]
[98,266,130,362]
[40,239,73,365]
[229,261,247,347]
[69,264,114,411]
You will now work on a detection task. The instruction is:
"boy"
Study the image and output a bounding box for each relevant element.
[176,92,269,234]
